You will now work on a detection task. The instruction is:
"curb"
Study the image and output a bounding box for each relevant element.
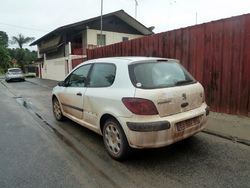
[202,129,250,146]
[25,79,57,89]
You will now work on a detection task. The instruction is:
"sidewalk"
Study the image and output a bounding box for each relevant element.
[26,78,250,146]
[26,77,59,89]
[204,112,250,146]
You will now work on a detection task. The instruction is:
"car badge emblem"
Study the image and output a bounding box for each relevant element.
[182,93,187,100]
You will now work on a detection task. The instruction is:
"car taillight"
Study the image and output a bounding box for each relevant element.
[201,92,205,103]
[122,98,158,115]
[6,71,10,74]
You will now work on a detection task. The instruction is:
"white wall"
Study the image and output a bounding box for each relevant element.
[86,29,144,46]
[41,57,68,81]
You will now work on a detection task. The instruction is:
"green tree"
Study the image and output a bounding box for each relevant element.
[10,34,35,71]
[7,48,37,73]
[24,49,37,63]
[0,46,11,69]
[11,34,35,49]
[0,31,9,48]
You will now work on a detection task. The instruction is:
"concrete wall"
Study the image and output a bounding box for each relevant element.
[41,57,68,81]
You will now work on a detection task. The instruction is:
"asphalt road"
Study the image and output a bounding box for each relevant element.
[0,79,120,188]
[1,78,250,188]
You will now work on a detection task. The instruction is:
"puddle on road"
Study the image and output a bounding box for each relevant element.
[16,98,32,109]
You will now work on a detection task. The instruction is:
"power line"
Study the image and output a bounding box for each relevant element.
[0,22,48,33]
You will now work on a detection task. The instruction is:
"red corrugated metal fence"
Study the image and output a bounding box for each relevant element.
[72,57,87,69]
[87,14,250,117]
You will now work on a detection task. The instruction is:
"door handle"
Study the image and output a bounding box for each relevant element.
[181,102,189,108]
[76,92,82,96]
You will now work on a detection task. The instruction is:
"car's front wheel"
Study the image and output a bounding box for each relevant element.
[103,118,133,161]
[52,97,65,121]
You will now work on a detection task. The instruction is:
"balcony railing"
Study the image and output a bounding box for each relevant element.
[71,43,99,55]
[71,43,83,55]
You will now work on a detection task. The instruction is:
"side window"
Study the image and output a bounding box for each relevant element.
[88,63,116,87]
[65,64,91,87]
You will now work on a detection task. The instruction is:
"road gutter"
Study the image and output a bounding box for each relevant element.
[202,129,250,146]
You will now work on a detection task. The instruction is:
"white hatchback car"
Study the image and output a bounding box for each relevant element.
[5,68,25,82]
[52,57,209,160]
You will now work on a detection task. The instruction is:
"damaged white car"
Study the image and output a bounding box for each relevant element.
[52,57,209,160]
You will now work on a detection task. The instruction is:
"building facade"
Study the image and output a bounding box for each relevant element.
[30,10,154,81]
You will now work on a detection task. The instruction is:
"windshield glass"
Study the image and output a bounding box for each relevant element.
[129,61,196,89]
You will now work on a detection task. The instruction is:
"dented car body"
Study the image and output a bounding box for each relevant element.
[52,57,209,160]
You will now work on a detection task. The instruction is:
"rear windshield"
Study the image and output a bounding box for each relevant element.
[9,69,21,73]
[129,61,196,89]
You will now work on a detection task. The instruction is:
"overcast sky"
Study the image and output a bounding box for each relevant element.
[1,0,250,50]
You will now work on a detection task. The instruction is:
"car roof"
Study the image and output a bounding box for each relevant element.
[93,56,178,64]
[74,57,179,71]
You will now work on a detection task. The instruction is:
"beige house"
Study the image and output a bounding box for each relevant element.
[30,10,154,81]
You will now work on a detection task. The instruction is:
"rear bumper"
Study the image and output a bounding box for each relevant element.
[119,103,209,149]
[5,75,25,81]
[127,121,170,132]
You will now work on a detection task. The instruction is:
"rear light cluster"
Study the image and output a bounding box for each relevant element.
[201,92,205,103]
[6,71,23,74]
[122,98,158,115]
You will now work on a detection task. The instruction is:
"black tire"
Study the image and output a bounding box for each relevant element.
[52,97,65,121]
[103,118,133,161]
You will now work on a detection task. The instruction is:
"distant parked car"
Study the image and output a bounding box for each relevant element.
[52,57,210,160]
[5,68,25,82]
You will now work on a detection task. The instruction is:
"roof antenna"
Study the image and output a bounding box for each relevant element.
[135,0,138,19]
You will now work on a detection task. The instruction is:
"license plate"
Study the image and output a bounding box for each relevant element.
[175,116,202,131]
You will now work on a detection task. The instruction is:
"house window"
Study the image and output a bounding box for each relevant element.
[97,34,106,46]
[122,37,129,41]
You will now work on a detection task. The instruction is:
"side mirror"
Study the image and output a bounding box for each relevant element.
[58,81,66,87]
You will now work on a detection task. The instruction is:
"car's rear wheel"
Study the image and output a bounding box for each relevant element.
[103,118,132,161]
[52,97,65,121]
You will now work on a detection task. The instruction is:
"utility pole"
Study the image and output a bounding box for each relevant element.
[196,12,197,24]
[101,0,103,36]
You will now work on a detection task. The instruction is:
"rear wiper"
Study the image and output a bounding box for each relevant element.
[176,80,194,85]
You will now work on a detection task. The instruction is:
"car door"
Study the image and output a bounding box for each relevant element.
[83,63,116,126]
[58,64,91,119]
